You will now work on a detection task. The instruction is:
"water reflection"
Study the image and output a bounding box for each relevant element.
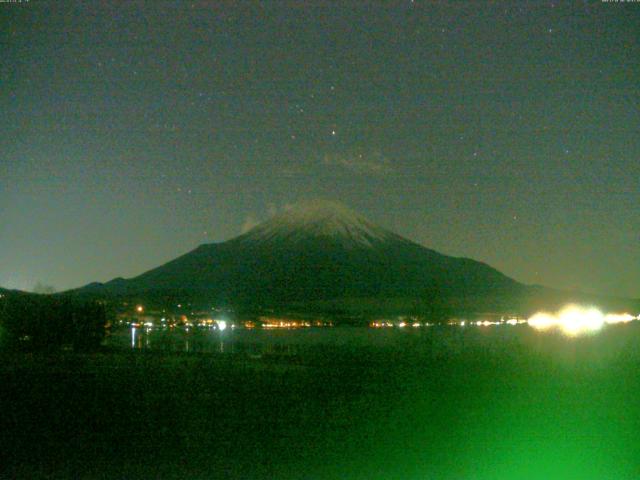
[114,321,640,366]
[126,326,237,354]
[120,326,321,359]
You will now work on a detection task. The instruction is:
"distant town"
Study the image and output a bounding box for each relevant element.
[115,302,640,336]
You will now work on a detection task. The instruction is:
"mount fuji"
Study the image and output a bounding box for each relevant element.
[72,201,637,318]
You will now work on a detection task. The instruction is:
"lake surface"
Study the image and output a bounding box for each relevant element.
[109,322,640,363]
[4,323,640,479]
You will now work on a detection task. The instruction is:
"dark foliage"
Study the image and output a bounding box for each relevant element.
[0,294,107,351]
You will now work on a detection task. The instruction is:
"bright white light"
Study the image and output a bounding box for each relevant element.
[398,322,406,328]
[506,319,518,326]
[558,306,604,336]
[460,321,465,327]
[527,305,606,336]
[216,320,227,331]
[604,313,635,324]
[528,312,558,332]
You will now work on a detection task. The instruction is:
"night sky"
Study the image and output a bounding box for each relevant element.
[1,1,638,298]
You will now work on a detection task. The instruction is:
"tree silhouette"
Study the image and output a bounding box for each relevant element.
[0,293,107,351]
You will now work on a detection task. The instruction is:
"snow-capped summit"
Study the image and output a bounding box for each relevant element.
[238,200,395,247]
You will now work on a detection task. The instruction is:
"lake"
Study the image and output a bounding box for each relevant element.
[3,323,640,479]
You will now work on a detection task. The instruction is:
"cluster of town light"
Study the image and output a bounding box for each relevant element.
[527,305,637,336]
[130,304,637,336]
[370,306,639,337]
[262,320,312,328]
[461,318,527,327]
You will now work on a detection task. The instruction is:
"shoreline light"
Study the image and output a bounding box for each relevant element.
[216,320,227,332]
[604,313,636,324]
[527,305,637,336]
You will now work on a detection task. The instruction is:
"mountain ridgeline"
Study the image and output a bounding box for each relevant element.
[73,202,638,318]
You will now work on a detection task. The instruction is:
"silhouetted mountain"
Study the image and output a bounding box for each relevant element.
[72,201,639,317]
[0,287,28,298]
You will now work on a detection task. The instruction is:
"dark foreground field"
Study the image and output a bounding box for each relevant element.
[2,326,640,479]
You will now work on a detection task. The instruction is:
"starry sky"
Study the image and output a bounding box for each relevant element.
[1,0,638,298]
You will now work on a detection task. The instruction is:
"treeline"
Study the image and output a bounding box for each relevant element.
[0,294,107,351]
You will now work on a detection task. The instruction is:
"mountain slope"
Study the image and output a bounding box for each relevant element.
[74,201,533,315]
